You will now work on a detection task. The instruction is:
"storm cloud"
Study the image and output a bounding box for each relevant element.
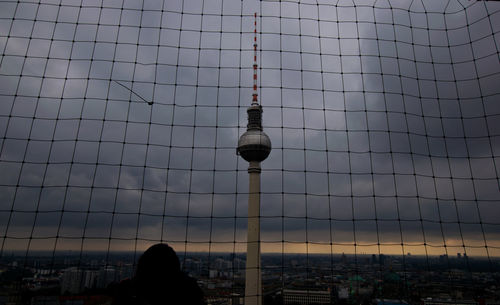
[0,0,499,258]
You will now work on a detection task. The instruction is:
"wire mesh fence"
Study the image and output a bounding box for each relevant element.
[0,0,499,304]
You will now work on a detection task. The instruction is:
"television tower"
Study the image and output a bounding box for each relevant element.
[237,13,272,305]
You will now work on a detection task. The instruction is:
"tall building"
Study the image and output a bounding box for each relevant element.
[60,267,100,294]
[60,267,82,294]
[97,267,116,289]
[282,289,332,305]
[237,13,272,305]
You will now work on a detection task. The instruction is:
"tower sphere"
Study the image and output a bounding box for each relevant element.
[237,129,271,163]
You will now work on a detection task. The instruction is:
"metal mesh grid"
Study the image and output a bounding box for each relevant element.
[0,0,499,303]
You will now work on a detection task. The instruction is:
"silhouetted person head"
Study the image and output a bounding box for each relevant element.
[135,243,181,287]
[111,243,204,305]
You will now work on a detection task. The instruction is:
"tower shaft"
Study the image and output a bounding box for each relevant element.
[245,161,262,305]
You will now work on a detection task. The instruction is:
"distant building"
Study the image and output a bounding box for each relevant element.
[282,289,332,305]
[422,298,478,305]
[341,253,347,264]
[379,254,386,266]
[439,255,449,264]
[61,267,83,294]
[209,269,218,278]
[30,296,59,305]
[25,276,60,291]
[97,267,116,288]
[59,295,111,305]
[338,287,349,299]
[375,299,409,305]
[61,268,102,294]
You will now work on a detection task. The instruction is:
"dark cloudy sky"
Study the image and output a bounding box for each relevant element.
[0,0,499,258]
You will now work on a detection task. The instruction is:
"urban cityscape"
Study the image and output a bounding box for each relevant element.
[1,251,499,305]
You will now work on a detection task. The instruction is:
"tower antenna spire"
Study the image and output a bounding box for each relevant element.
[252,12,258,105]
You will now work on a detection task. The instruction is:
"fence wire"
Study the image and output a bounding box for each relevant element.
[0,0,499,304]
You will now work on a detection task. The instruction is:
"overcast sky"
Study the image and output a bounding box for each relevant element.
[0,0,499,258]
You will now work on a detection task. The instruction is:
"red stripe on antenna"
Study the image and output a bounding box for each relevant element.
[252,13,258,105]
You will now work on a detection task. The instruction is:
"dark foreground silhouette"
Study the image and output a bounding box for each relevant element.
[110,244,205,305]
